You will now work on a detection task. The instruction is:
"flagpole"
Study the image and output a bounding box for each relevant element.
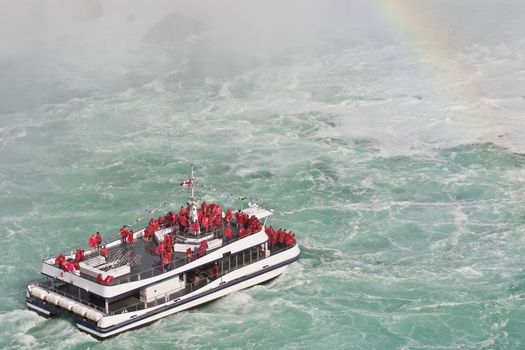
[190,164,195,201]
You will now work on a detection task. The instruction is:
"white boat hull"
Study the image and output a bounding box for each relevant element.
[28,244,300,339]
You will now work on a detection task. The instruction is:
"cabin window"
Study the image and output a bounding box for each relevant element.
[223,252,231,273]
[223,256,230,272]
[232,253,237,270]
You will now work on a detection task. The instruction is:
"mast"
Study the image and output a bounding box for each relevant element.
[188,164,199,234]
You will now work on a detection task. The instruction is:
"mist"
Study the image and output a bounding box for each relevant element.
[0,0,352,113]
[1,0,524,154]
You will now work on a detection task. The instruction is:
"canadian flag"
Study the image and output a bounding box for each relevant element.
[180,178,193,187]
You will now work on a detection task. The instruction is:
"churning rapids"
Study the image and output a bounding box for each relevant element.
[1,0,525,349]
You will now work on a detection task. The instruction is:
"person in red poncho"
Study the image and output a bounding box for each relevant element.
[192,220,199,235]
[247,216,258,234]
[198,240,208,257]
[127,229,134,246]
[179,214,188,228]
[239,213,248,227]
[97,274,113,285]
[162,253,171,271]
[269,227,277,246]
[186,247,193,262]
[100,245,109,258]
[65,261,75,272]
[275,228,284,243]
[144,227,152,241]
[165,211,174,227]
[224,225,232,241]
[225,208,232,223]
[208,202,216,214]
[120,226,129,242]
[285,233,296,246]
[265,225,272,238]
[239,227,246,238]
[164,234,172,250]
[74,248,85,262]
[144,219,152,240]
[201,216,208,231]
[212,263,219,279]
[278,229,286,244]
[55,254,65,267]
[213,215,222,229]
[155,242,165,256]
[88,234,96,249]
[213,205,222,218]
[95,232,102,248]
[200,201,208,215]
[234,210,241,227]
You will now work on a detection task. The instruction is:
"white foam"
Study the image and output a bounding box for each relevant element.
[143,79,165,93]
[13,332,37,350]
[455,266,483,278]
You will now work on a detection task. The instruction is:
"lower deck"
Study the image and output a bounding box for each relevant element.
[28,248,299,340]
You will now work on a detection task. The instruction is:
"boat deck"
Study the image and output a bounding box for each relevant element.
[79,223,247,286]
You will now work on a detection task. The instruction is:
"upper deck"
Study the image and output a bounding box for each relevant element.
[40,205,277,298]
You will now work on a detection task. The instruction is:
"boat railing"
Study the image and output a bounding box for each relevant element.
[41,224,295,288]
[40,223,176,263]
[108,244,294,315]
[40,222,220,264]
[109,269,215,315]
[109,227,273,286]
[41,247,101,264]
[80,226,260,285]
[29,278,106,314]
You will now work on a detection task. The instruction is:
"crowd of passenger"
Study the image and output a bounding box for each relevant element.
[155,233,173,270]
[138,201,267,243]
[119,227,135,245]
[265,226,296,247]
[54,242,115,284]
[142,201,226,240]
[233,210,263,238]
[54,249,84,273]
[185,239,209,263]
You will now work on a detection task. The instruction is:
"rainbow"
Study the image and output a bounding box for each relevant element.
[372,0,478,104]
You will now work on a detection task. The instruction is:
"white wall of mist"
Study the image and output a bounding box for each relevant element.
[0,0,347,58]
[1,0,524,155]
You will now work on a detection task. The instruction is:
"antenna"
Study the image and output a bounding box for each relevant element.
[190,163,195,201]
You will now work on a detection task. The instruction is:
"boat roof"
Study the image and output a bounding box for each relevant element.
[241,205,273,219]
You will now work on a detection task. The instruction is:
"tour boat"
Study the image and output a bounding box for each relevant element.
[26,167,300,339]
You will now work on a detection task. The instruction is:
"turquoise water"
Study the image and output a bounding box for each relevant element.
[1,1,525,349]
